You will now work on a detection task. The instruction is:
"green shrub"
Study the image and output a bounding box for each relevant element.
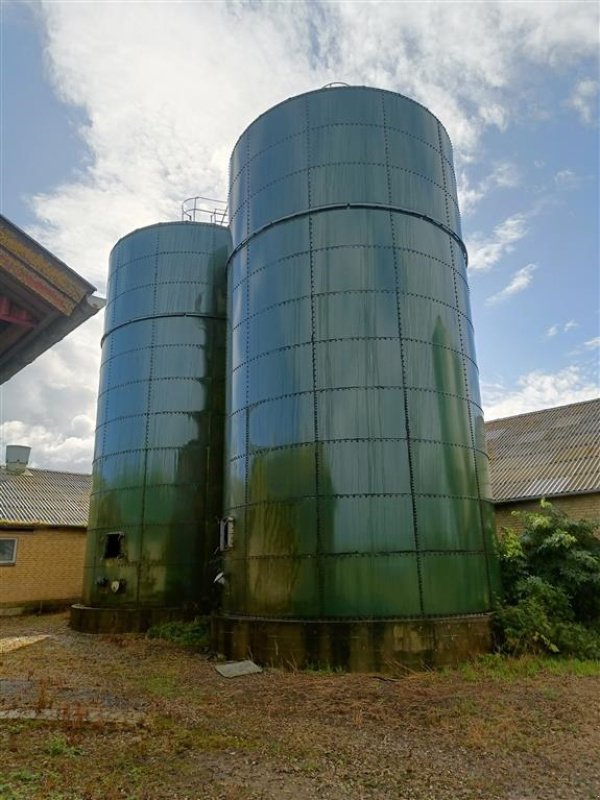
[494,501,600,658]
[146,618,209,648]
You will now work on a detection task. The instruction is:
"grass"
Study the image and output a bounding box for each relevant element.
[45,734,82,758]
[138,673,180,697]
[1,612,599,800]
[455,652,600,682]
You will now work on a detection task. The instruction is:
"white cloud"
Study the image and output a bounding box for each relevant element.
[483,366,599,420]
[5,0,599,469]
[486,263,538,305]
[544,320,579,339]
[567,78,599,125]
[467,213,529,271]
[333,1,597,154]
[554,169,583,191]
[0,314,102,471]
[584,337,600,350]
[457,161,520,216]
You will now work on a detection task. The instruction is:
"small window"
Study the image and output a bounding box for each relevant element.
[103,532,125,560]
[219,517,235,551]
[0,538,17,565]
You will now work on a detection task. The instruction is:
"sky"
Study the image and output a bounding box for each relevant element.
[0,0,598,472]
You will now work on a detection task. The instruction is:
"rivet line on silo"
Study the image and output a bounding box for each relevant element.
[227,203,468,267]
[233,165,458,221]
[305,95,325,617]
[449,243,493,595]
[225,491,482,506]
[111,249,218,273]
[137,229,160,606]
[221,436,487,458]
[101,312,224,345]
[381,90,425,616]
[222,384,482,420]
[231,289,474,330]
[229,121,454,189]
[229,336,479,374]
[109,278,220,298]
[231,243,469,294]
[100,342,206,366]
[234,548,488,562]
[242,129,252,610]
[92,242,120,577]
[439,115,493,600]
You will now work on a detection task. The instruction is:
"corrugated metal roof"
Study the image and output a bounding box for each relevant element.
[0,467,91,527]
[485,398,600,502]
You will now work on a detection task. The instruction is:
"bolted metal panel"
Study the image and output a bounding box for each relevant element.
[84,221,230,611]
[223,86,499,620]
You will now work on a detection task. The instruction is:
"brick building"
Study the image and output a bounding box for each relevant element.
[486,398,600,532]
[0,447,91,613]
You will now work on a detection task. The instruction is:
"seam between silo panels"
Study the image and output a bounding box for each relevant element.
[138,227,160,606]
[231,244,470,296]
[222,385,483,421]
[227,202,468,267]
[230,338,480,377]
[93,242,119,588]
[437,120,493,602]
[233,549,488,561]
[232,288,476,329]
[305,96,325,616]
[243,131,251,613]
[232,162,459,216]
[381,91,425,615]
[101,312,225,345]
[203,224,214,606]
[229,120,455,189]
[214,611,490,623]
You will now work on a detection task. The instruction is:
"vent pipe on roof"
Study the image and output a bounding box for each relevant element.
[5,445,31,474]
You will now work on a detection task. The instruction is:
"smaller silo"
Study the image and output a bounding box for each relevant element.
[71,220,230,632]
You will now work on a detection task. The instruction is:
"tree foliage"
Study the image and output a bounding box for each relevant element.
[495,500,600,658]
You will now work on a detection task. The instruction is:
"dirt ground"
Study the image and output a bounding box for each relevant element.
[0,612,599,800]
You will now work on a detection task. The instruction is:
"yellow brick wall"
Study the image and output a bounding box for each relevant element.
[0,527,86,607]
[494,493,600,534]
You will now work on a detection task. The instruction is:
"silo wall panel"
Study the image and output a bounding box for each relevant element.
[223,87,498,630]
[82,222,230,616]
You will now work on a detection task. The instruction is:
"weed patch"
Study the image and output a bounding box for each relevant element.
[146,618,209,648]
[45,734,82,757]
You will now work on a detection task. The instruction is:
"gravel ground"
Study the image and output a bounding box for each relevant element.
[0,612,599,800]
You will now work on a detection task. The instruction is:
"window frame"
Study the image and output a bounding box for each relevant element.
[0,537,17,565]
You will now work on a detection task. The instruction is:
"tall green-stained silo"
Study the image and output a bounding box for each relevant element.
[217,86,500,669]
[71,221,230,632]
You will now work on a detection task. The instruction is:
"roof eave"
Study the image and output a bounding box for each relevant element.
[0,293,104,384]
[493,488,600,505]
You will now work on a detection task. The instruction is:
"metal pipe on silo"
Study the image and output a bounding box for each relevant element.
[216,86,500,670]
[71,220,231,632]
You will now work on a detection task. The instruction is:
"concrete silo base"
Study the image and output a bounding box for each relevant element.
[213,614,494,672]
[70,604,201,634]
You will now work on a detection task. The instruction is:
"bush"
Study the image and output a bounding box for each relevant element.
[146,618,209,648]
[495,501,600,658]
